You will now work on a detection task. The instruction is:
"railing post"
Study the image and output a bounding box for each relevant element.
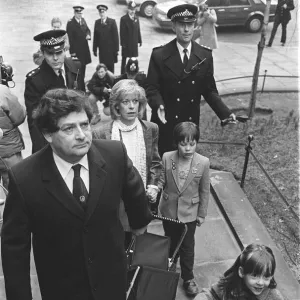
[261,69,267,94]
[240,135,254,188]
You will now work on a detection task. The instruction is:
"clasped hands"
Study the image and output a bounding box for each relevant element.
[146,185,159,203]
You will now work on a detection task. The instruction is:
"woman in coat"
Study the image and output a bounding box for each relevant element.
[93,79,162,245]
[194,1,218,50]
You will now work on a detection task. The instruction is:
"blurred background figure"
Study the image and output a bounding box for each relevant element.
[87,63,115,124]
[120,1,142,74]
[0,58,25,189]
[33,17,70,66]
[194,0,218,50]
[93,4,119,73]
[67,5,91,82]
[93,79,162,247]
[267,0,295,47]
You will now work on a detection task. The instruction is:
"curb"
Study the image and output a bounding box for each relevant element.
[219,88,299,97]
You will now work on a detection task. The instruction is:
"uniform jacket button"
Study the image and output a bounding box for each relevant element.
[192,81,195,84]
[189,117,192,120]
[178,81,181,84]
[175,115,178,119]
[177,98,180,102]
[191,99,194,102]
[88,258,93,264]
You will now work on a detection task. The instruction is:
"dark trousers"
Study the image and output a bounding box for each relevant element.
[121,56,128,75]
[268,16,288,45]
[81,64,86,86]
[163,220,196,281]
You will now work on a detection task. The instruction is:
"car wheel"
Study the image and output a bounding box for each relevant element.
[140,1,156,18]
[246,15,263,33]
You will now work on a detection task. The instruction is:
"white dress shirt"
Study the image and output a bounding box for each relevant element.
[53,152,90,193]
[176,41,192,63]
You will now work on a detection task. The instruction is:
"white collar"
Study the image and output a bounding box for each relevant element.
[176,41,192,56]
[53,151,89,180]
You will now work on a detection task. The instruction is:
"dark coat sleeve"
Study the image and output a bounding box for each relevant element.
[120,17,126,48]
[66,21,75,55]
[87,73,104,97]
[120,142,152,229]
[202,56,231,120]
[1,169,32,300]
[112,19,120,53]
[93,21,98,53]
[146,50,165,111]
[137,19,142,45]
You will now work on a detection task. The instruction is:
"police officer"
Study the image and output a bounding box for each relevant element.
[120,1,142,74]
[24,29,85,154]
[67,5,92,81]
[146,4,235,156]
[93,4,119,73]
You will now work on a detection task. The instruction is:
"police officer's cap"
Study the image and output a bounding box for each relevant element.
[167,4,197,23]
[128,1,137,10]
[34,30,66,54]
[97,4,108,11]
[73,5,84,12]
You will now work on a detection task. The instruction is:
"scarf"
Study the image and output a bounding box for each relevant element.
[111,119,147,188]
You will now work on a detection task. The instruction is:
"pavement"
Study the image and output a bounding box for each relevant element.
[0,0,299,299]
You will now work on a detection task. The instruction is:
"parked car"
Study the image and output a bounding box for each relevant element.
[126,0,158,17]
[152,0,277,33]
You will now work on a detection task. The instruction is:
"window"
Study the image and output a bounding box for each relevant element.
[230,0,250,5]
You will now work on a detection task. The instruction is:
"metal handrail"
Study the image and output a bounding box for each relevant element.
[198,135,299,221]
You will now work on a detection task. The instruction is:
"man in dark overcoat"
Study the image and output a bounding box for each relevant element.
[93,4,119,73]
[1,88,152,300]
[67,5,92,81]
[24,29,85,154]
[267,0,295,47]
[120,1,142,74]
[146,4,235,155]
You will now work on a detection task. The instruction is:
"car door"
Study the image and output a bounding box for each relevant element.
[206,0,229,26]
[225,0,252,25]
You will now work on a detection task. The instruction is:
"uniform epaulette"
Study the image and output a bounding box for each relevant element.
[26,67,41,78]
[200,45,212,51]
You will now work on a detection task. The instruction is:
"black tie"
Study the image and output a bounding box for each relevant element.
[72,164,88,211]
[58,69,65,87]
[183,48,188,68]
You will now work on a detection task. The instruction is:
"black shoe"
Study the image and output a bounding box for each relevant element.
[266,43,272,47]
[183,279,199,296]
[281,42,285,46]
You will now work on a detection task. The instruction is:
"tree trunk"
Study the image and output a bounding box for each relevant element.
[248,0,272,118]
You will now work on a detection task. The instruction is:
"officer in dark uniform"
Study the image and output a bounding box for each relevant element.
[120,1,142,74]
[24,29,85,154]
[93,4,119,73]
[66,5,92,81]
[146,4,235,156]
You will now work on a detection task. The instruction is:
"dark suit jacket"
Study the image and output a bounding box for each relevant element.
[24,58,84,154]
[1,140,152,300]
[93,17,119,66]
[67,17,92,65]
[146,38,231,154]
[120,13,142,57]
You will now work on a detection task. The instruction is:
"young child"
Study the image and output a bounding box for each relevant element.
[195,243,285,300]
[87,63,114,124]
[157,121,210,296]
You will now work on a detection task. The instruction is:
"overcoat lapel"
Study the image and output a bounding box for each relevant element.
[41,146,86,221]
[141,120,152,171]
[180,154,201,193]
[85,144,107,222]
[163,39,183,79]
